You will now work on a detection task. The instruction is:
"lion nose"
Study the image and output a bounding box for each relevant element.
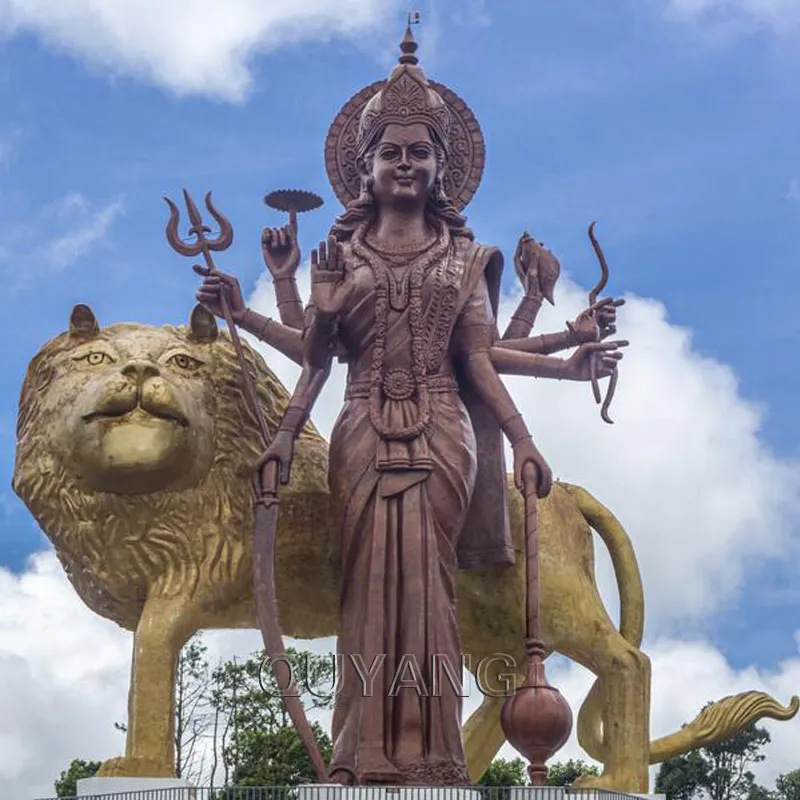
[121,360,160,384]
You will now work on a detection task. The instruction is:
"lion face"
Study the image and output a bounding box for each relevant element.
[38,304,219,495]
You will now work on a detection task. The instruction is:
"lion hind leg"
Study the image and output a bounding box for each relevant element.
[556,603,651,793]
[649,691,800,764]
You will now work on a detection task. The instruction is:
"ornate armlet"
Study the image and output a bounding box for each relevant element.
[500,413,531,446]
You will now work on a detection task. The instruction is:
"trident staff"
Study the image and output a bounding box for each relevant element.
[164,189,329,782]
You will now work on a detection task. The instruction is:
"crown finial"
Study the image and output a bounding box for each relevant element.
[399,11,420,65]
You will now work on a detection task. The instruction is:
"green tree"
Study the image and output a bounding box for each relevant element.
[477,757,528,787]
[231,722,332,787]
[54,758,101,798]
[657,751,708,800]
[776,770,800,800]
[654,708,772,800]
[703,720,771,800]
[546,758,601,786]
[209,647,336,789]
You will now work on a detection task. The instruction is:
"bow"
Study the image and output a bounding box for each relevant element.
[587,221,618,425]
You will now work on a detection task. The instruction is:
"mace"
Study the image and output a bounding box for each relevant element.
[500,460,573,785]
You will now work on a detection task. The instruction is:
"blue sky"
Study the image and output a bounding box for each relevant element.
[2,1,800,793]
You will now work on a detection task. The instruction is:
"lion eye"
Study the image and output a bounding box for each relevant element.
[168,353,201,371]
[76,352,112,366]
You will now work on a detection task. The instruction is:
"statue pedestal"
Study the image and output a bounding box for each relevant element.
[76,776,195,796]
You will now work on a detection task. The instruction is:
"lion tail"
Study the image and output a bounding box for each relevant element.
[559,486,800,766]
[560,483,644,647]
[648,691,799,763]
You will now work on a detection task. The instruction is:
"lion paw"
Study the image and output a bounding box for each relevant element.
[97,756,175,778]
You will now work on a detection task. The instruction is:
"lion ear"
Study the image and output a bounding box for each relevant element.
[189,304,218,343]
[69,304,100,338]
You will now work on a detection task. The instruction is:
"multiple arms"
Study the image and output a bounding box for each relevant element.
[501,231,623,354]
[195,217,625,492]
[455,279,554,497]
[255,236,350,484]
[455,272,626,497]
[193,266,304,364]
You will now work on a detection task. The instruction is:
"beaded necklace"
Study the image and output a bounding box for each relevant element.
[351,219,451,442]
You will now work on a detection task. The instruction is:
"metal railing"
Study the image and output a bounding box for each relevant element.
[39,785,637,800]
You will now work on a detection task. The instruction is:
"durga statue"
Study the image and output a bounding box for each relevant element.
[193,19,625,787]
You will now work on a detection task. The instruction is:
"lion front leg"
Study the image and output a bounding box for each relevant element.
[98,595,197,779]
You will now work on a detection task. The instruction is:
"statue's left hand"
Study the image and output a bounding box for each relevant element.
[567,297,625,343]
[513,233,560,304]
[562,340,628,381]
[262,213,300,280]
[513,437,552,497]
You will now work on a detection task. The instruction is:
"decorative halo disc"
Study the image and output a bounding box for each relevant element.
[324,79,485,212]
[264,189,324,214]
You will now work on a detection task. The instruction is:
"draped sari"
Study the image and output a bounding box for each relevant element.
[325,223,513,785]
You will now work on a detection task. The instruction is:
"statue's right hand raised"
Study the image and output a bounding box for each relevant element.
[193,265,247,324]
[310,236,353,318]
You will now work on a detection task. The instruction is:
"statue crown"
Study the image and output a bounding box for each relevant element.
[356,23,452,158]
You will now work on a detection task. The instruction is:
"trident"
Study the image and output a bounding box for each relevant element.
[164,189,329,782]
[164,190,269,445]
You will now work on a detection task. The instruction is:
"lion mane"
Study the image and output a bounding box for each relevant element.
[12,304,328,631]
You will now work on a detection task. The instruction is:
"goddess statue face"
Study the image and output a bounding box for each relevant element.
[368,122,438,213]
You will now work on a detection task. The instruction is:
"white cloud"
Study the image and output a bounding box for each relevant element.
[0,0,404,102]
[663,0,800,37]
[3,267,800,797]
[39,194,125,271]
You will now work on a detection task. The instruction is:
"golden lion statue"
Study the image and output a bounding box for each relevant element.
[12,304,798,793]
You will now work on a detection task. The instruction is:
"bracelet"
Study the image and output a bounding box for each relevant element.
[564,327,582,347]
[510,295,543,326]
[278,405,306,433]
[241,308,273,340]
[500,413,530,446]
[273,276,301,307]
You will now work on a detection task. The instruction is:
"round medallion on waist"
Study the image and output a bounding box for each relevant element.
[382,368,416,401]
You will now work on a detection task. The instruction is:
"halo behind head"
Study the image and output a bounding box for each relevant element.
[324,26,485,211]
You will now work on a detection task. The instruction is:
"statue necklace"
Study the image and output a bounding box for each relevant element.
[365,231,438,311]
[352,220,450,442]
